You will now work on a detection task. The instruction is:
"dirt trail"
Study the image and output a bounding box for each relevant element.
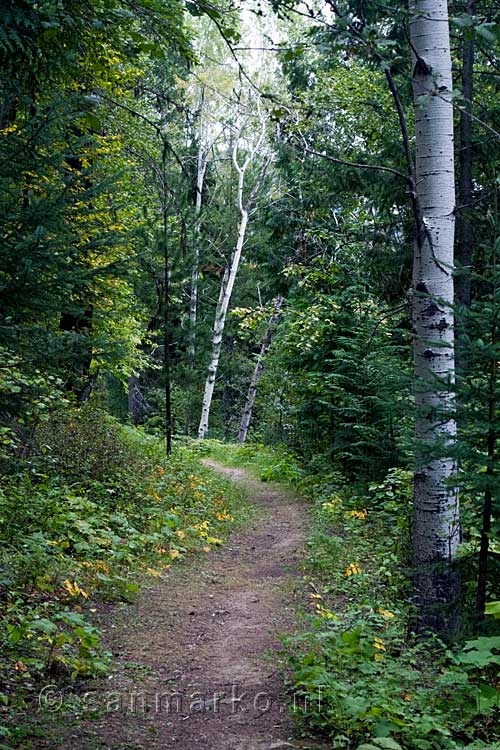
[61,460,310,750]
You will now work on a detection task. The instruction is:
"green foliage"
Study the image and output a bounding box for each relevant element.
[257,260,412,480]
[215,433,499,749]
[0,407,241,735]
[266,453,500,750]
[201,439,304,484]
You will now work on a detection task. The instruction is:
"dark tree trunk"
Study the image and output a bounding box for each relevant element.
[456,0,475,311]
[475,317,497,621]
[60,305,94,401]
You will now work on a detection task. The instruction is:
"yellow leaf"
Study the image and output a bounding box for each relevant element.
[147,568,162,577]
[206,536,223,546]
[345,563,362,577]
[378,608,396,619]
[169,549,180,560]
[63,579,77,596]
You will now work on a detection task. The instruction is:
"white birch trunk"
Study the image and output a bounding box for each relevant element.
[198,212,248,438]
[237,295,284,444]
[409,0,460,626]
[198,110,269,439]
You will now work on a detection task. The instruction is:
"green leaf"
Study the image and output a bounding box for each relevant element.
[373,739,403,750]
[30,618,58,635]
[485,601,500,618]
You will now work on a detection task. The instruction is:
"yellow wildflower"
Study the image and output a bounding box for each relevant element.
[176,530,186,540]
[348,509,367,520]
[193,521,210,539]
[63,580,89,599]
[345,563,362,577]
[169,549,180,560]
[316,604,337,620]
[215,510,233,522]
[147,568,162,577]
[373,637,386,651]
[378,608,396,619]
[206,536,223,546]
[309,593,323,600]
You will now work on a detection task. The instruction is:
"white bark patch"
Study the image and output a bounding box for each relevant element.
[409,0,460,617]
[198,109,270,439]
[237,295,284,444]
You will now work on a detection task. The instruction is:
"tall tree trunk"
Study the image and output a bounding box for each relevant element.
[198,111,270,439]
[238,295,284,444]
[409,0,460,631]
[128,374,143,425]
[476,229,498,621]
[476,357,496,620]
[60,305,94,401]
[189,88,208,361]
[162,140,172,456]
[198,212,249,439]
[455,0,475,311]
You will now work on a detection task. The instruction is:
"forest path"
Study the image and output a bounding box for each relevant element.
[62,459,312,750]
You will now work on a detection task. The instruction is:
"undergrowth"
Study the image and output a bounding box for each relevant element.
[203,440,500,750]
[0,409,243,747]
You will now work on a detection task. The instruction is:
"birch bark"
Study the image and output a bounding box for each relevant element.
[237,295,284,444]
[198,112,269,439]
[409,0,460,626]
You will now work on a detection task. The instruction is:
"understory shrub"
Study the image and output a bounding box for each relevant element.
[0,406,240,741]
[285,467,500,750]
[209,442,500,750]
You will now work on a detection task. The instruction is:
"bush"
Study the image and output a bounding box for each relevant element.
[283,466,500,749]
[0,407,241,731]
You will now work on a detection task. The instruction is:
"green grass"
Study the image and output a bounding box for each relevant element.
[195,438,304,484]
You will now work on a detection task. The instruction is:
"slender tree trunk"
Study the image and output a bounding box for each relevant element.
[198,210,249,439]
[60,305,94,401]
[188,155,207,361]
[456,0,475,311]
[162,140,172,456]
[476,357,496,620]
[189,89,207,361]
[476,231,498,621]
[198,112,270,439]
[128,374,143,425]
[238,295,284,444]
[409,0,460,631]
